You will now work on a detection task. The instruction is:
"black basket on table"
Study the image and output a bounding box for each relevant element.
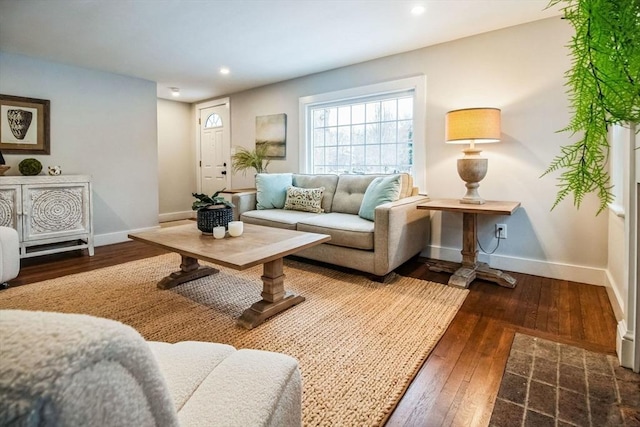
[197,206,233,233]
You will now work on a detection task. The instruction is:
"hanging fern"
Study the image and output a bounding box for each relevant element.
[543,0,640,214]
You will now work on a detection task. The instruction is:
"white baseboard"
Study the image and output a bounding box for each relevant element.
[159,210,194,223]
[617,319,636,369]
[421,245,607,286]
[94,225,160,247]
[604,269,626,321]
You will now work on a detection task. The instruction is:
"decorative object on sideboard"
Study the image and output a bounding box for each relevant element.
[0,94,50,154]
[0,150,9,175]
[231,144,271,176]
[255,113,287,159]
[445,108,501,205]
[48,165,62,176]
[17,158,43,176]
[192,189,234,234]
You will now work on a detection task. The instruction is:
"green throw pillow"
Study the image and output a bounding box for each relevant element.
[358,175,402,221]
[256,173,292,209]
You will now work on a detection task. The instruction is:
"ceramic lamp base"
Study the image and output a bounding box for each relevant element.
[457,156,488,205]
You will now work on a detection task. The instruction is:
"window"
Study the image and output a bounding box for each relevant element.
[205,113,222,128]
[299,76,426,191]
[309,93,414,175]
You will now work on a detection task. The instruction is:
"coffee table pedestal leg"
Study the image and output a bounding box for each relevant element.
[237,258,305,330]
[157,255,218,290]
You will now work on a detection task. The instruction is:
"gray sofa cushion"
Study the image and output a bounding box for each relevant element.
[241,209,320,230]
[330,175,379,215]
[292,174,339,213]
[296,213,374,250]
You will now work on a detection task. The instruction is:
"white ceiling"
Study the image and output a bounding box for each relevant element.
[0,0,562,103]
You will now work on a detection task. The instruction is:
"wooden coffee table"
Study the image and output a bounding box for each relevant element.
[128,223,330,329]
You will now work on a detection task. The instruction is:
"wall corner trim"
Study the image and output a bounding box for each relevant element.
[617,320,636,369]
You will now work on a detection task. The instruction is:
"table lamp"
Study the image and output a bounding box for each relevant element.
[445,107,501,204]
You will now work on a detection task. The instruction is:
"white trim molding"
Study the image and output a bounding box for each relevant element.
[421,244,607,286]
[618,319,636,369]
[94,226,160,247]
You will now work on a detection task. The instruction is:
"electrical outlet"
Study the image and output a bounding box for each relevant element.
[495,224,507,239]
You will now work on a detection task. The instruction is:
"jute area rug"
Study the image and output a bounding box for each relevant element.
[0,253,468,426]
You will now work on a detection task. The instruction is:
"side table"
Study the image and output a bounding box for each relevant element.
[417,199,520,289]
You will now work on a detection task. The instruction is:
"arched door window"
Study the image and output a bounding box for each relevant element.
[205,113,223,128]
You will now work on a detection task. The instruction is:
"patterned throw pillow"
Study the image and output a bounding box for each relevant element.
[284,186,325,213]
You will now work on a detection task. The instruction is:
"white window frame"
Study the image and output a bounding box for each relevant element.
[299,75,427,192]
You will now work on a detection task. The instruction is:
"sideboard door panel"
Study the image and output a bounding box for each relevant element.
[22,183,90,241]
[0,185,22,233]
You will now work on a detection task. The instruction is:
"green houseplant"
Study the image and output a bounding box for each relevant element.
[543,0,640,214]
[192,189,234,233]
[231,145,271,176]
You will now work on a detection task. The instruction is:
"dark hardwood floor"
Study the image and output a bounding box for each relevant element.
[7,242,618,427]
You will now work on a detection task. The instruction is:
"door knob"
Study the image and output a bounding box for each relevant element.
[221,171,227,175]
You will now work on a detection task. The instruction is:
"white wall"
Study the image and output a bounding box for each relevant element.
[220,17,608,284]
[0,52,159,244]
[157,98,194,221]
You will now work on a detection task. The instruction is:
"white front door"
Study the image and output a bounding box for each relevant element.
[199,103,230,195]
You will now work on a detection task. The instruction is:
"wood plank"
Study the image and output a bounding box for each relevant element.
[417,199,520,215]
[522,274,542,330]
[448,321,515,427]
[558,280,572,338]
[545,277,561,335]
[568,280,586,341]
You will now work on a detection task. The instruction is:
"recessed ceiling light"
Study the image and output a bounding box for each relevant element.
[170,87,180,97]
[411,5,425,16]
[220,67,230,75]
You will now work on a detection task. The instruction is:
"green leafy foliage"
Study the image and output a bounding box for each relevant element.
[543,0,640,214]
[231,145,271,175]
[191,189,234,210]
[18,158,43,176]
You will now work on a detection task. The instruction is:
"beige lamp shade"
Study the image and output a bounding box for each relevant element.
[445,108,501,144]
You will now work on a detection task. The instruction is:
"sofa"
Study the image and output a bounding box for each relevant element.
[0,310,302,427]
[232,173,430,278]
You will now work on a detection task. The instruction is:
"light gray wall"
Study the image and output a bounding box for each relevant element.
[0,52,159,244]
[157,98,195,221]
[222,17,608,283]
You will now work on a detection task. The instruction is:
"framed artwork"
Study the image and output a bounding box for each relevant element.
[256,113,286,159]
[0,94,50,154]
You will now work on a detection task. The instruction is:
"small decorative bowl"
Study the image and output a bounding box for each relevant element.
[0,165,10,176]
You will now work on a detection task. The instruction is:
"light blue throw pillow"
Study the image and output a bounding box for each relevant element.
[256,173,293,209]
[358,174,402,221]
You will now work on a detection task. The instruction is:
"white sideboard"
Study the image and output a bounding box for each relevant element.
[0,175,94,258]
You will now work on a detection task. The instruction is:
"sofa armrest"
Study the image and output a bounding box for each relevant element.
[372,195,431,276]
[232,191,257,221]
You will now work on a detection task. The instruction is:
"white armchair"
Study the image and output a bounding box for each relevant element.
[0,226,19,288]
[0,310,303,426]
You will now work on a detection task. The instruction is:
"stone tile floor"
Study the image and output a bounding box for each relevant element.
[490,333,640,426]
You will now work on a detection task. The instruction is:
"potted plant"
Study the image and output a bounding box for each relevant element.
[231,145,271,175]
[192,189,235,233]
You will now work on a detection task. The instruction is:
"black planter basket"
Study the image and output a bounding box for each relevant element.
[197,206,233,233]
